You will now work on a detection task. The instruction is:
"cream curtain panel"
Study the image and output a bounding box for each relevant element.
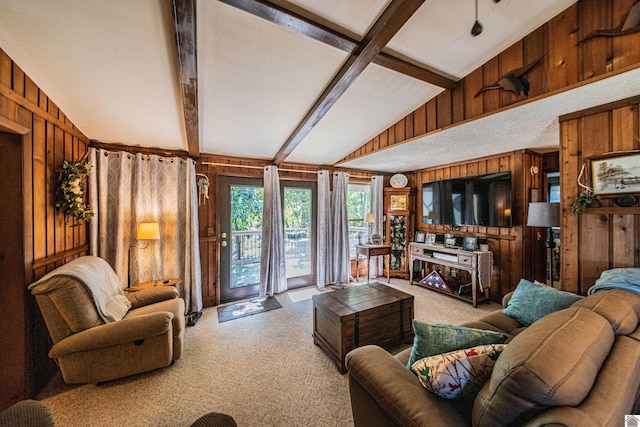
[88,148,202,314]
[259,165,287,298]
[370,175,384,276]
[329,171,351,284]
[316,170,330,288]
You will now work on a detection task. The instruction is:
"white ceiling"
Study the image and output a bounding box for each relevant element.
[341,67,640,172]
[1,0,620,174]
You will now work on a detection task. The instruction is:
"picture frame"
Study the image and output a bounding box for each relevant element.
[444,237,457,248]
[590,152,640,196]
[426,233,436,245]
[463,235,478,251]
[414,231,426,243]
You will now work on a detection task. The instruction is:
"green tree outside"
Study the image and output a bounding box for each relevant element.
[231,185,264,231]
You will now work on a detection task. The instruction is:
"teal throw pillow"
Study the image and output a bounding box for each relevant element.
[406,321,507,369]
[502,279,582,326]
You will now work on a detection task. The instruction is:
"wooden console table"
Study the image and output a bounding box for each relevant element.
[409,243,492,307]
[355,244,391,284]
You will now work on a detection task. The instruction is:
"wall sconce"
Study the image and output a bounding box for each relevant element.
[128,222,160,287]
[364,213,375,244]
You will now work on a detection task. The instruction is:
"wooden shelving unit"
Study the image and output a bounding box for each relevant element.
[383,187,415,279]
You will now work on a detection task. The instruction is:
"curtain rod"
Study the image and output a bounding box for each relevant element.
[200,161,374,179]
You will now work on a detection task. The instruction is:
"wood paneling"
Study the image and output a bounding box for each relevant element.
[560,96,640,294]
[413,150,544,302]
[0,48,90,403]
[339,1,640,165]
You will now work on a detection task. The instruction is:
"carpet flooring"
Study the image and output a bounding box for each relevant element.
[217,296,283,323]
[36,278,502,427]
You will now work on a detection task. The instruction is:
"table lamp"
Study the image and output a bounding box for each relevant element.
[527,203,560,286]
[364,213,375,244]
[136,222,161,284]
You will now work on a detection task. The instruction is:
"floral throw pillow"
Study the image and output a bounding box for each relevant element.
[411,344,507,400]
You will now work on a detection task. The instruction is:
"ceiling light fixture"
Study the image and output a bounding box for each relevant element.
[471,0,483,37]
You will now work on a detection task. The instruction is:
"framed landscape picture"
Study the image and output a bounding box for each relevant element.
[390,194,407,210]
[414,231,426,243]
[590,153,640,196]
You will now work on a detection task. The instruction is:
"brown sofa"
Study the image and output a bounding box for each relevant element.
[29,256,185,384]
[346,289,640,426]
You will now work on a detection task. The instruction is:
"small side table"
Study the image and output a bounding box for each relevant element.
[126,278,182,292]
[355,244,391,284]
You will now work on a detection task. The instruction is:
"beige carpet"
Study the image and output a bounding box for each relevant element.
[37,278,502,427]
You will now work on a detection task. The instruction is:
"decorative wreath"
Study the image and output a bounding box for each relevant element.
[54,160,94,225]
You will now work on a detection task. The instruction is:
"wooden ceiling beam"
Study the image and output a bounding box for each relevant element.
[218,0,358,53]
[171,0,200,158]
[219,0,457,89]
[373,53,457,90]
[272,0,426,165]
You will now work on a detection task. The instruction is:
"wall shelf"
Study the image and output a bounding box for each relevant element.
[582,207,640,215]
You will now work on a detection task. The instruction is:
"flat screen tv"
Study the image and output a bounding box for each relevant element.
[422,172,512,228]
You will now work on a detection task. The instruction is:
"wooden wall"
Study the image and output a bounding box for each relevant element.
[0,47,90,402]
[413,150,546,301]
[560,95,640,295]
[196,154,383,307]
[339,0,640,164]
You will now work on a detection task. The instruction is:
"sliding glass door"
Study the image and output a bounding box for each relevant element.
[219,177,316,303]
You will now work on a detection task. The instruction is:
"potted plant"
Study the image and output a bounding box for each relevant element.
[571,190,600,214]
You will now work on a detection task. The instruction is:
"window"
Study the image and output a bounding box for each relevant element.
[547,172,560,203]
[347,183,371,258]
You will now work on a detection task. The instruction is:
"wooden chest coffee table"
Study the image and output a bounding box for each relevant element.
[312,282,414,374]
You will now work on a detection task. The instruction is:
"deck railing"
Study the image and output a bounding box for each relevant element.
[230,226,369,286]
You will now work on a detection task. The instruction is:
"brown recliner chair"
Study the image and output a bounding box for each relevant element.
[29,256,185,384]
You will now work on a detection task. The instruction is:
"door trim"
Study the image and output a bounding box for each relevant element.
[281,180,317,289]
[219,176,263,303]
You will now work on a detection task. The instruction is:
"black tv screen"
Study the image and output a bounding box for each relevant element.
[422,172,512,228]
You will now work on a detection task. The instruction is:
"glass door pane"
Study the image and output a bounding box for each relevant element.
[230,184,264,288]
[220,177,263,303]
[282,181,316,288]
[283,187,312,279]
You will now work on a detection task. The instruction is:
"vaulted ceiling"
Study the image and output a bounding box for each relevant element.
[6,0,633,173]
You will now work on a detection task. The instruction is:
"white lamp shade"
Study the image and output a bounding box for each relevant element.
[364,213,375,223]
[527,203,560,227]
[137,222,160,240]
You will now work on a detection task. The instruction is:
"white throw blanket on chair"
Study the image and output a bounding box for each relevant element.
[28,256,131,323]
